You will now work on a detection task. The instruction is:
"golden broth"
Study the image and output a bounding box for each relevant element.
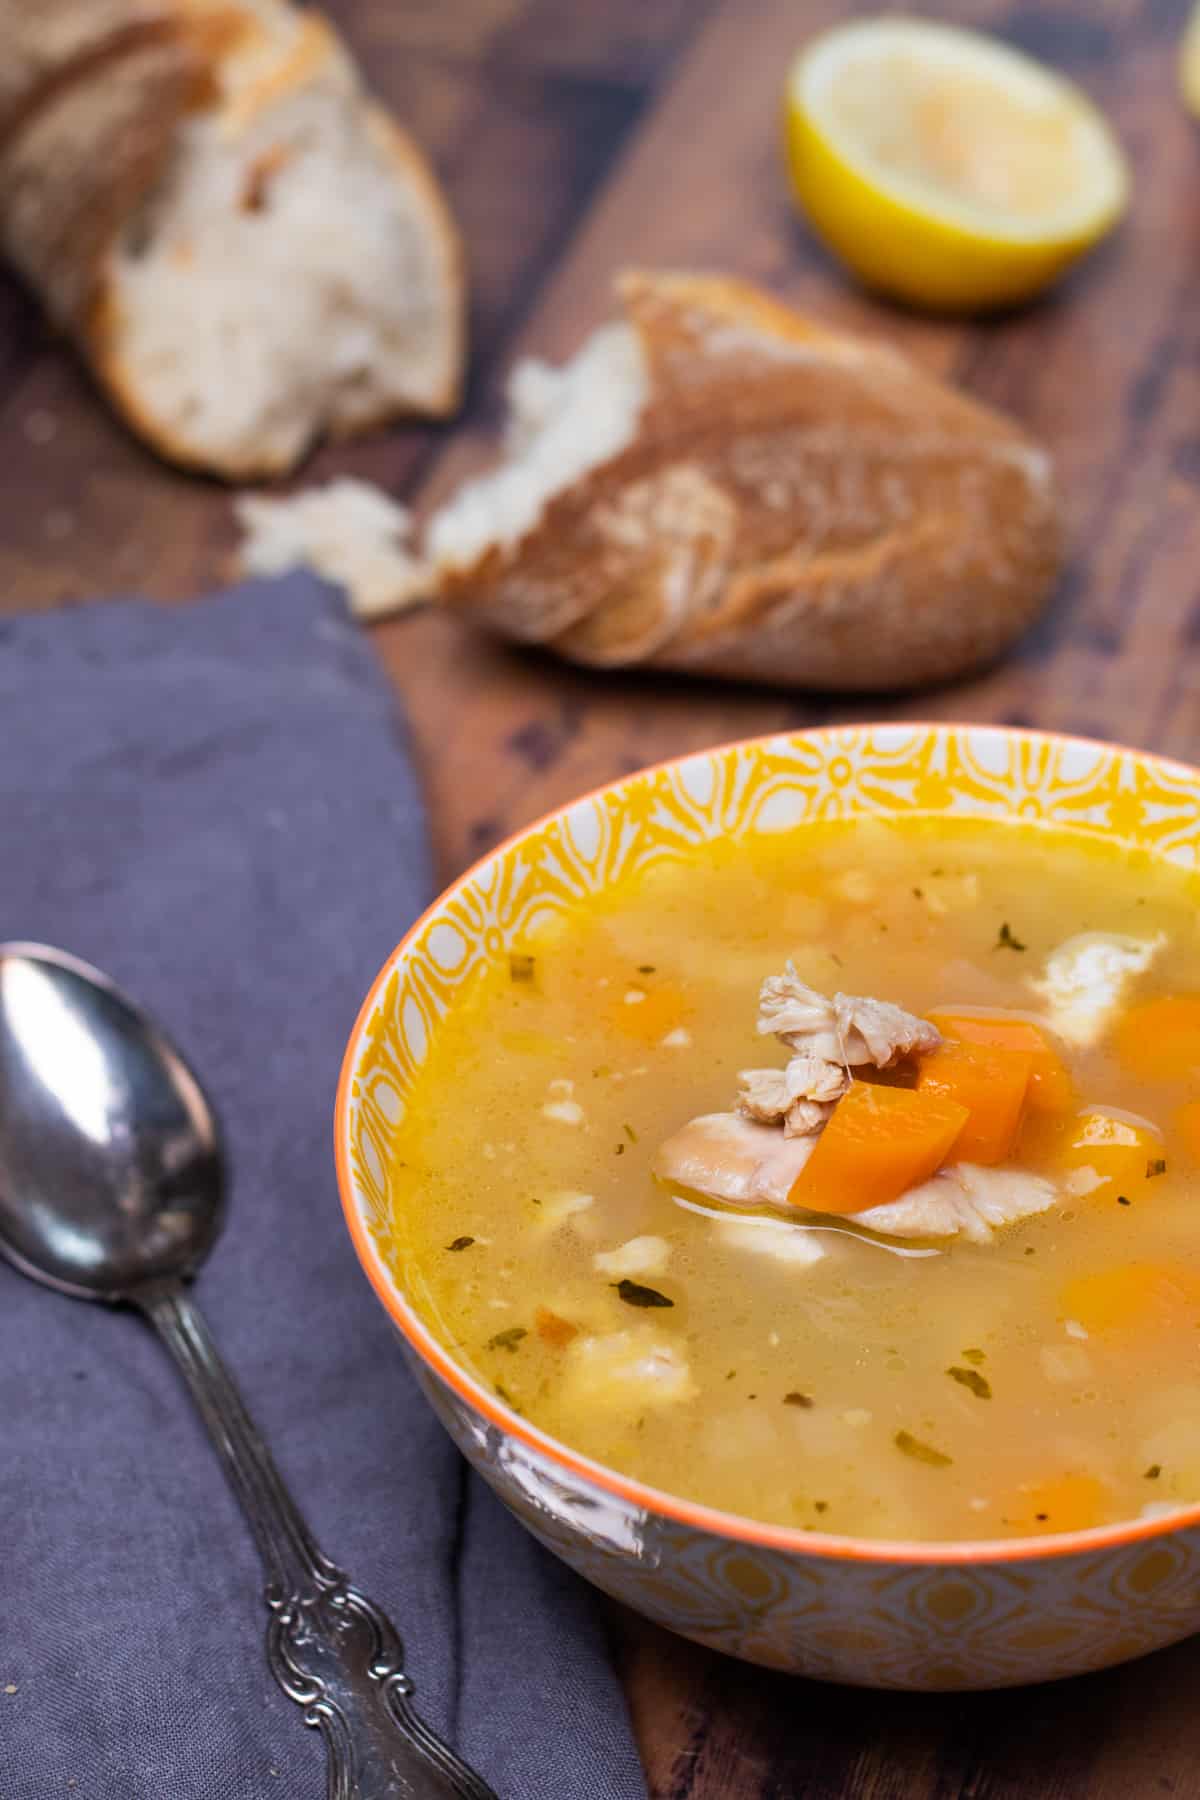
[391,818,1200,1542]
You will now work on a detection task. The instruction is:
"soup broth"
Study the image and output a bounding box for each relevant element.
[390,818,1200,1542]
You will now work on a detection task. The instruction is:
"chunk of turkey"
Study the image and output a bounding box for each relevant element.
[654,1111,817,1208]
[654,1111,1057,1242]
[853,1162,1058,1244]
[738,1056,848,1137]
[757,965,941,1066]
[563,1327,696,1409]
[1029,932,1164,1049]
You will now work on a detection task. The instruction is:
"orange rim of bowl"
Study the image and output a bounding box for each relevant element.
[335,722,1200,1568]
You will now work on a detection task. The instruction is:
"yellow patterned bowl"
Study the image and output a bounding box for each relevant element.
[336,724,1200,1690]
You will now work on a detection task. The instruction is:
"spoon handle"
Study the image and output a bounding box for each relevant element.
[137,1281,499,1800]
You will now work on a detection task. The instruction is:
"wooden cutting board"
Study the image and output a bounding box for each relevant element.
[2,0,1199,1791]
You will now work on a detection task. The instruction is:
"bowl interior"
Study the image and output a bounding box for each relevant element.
[336,722,1200,1564]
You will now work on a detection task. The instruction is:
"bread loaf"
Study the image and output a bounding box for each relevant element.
[0,0,464,478]
[429,271,1062,691]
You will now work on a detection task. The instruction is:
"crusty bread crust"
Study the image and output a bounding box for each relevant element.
[439,271,1062,692]
[0,11,197,329]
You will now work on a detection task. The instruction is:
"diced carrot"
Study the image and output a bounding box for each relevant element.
[1114,995,1200,1083]
[1002,1473,1108,1535]
[927,1008,1074,1115]
[916,1041,1031,1165]
[1059,1261,1200,1336]
[1173,1099,1200,1161]
[1052,1107,1164,1205]
[534,1306,579,1349]
[604,981,692,1045]
[788,1081,969,1215]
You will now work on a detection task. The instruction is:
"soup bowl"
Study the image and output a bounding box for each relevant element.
[335,723,1200,1690]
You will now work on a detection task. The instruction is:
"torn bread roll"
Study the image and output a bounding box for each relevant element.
[0,0,464,478]
[429,271,1061,690]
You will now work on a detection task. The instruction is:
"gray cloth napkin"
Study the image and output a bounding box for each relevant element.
[0,578,648,1800]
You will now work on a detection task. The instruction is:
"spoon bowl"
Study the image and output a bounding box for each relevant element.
[0,944,222,1298]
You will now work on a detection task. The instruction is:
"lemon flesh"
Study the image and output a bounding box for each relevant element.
[1181,0,1200,117]
[785,17,1129,312]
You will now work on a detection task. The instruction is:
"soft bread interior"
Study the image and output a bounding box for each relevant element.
[100,8,461,475]
[234,476,426,618]
[428,321,647,572]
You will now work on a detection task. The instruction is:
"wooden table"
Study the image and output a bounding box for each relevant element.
[4,0,1200,1790]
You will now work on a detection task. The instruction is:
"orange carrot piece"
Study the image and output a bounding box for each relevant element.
[1173,1099,1200,1161]
[534,1306,579,1349]
[916,1041,1032,1165]
[1114,995,1200,1082]
[927,1008,1074,1114]
[1052,1107,1164,1205]
[1059,1261,1200,1336]
[788,1081,969,1215]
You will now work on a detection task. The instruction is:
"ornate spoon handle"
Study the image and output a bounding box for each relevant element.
[137,1281,498,1800]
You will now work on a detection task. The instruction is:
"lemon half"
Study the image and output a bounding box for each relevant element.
[784,17,1130,312]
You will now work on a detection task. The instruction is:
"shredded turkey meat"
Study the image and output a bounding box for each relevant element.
[738,1056,848,1136]
[737,967,938,1136]
[656,967,1060,1245]
[757,965,942,1067]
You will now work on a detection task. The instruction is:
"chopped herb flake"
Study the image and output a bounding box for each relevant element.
[1147,1158,1167,1179]
[1025,1246,1036,1256]
[446,1236,476,1252]
[829,953,843,968]
[1144,1464,1162,1480]
[783,1392,814,1408]
[1035,1512,1048,1521]
[486,1327,527,1352]
[995,922,1026,952]
[895,1430,952,1467]
[614,1143,625,1156]
[508,952,536,983]
[623,1122,638,1143]
[725,1369,737,1381]
[613,1279,673,1309]
[637,964,656,975]
[1117,1195,1131,1207]
[814,1501,828,1514]
[961,1347,986,1365]
[946,1366,992,1399]
[494,1382,520,1412]
[912,887,924,900]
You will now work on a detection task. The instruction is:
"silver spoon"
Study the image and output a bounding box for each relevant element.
[0,942,497,1800]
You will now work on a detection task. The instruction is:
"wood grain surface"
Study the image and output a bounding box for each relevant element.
[3,1,1199,1791]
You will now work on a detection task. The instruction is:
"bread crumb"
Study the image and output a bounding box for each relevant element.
[660,1027,692,1048]
[234,478,429,620]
